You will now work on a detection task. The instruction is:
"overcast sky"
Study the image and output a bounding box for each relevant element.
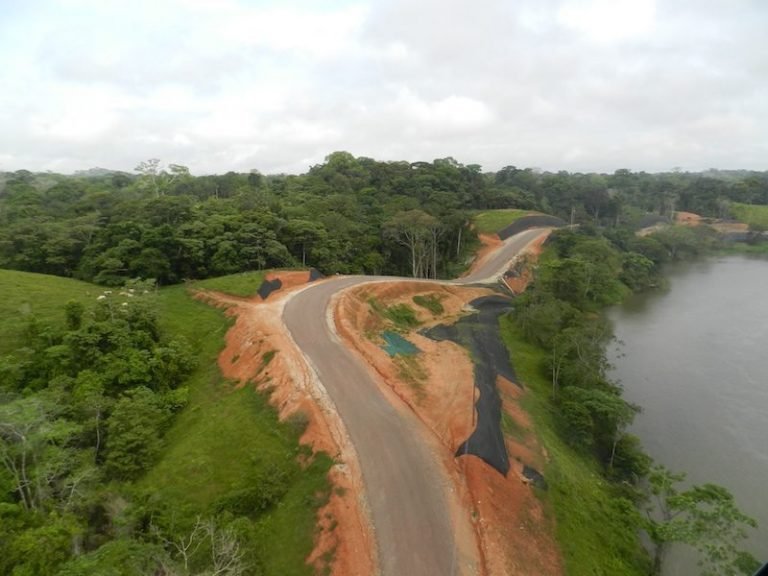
[0,0,765,175]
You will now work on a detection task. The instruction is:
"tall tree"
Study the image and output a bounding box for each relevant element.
[384,209,441,278]
[644,466,759,576]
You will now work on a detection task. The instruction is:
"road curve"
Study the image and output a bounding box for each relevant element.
[282,228,548,576]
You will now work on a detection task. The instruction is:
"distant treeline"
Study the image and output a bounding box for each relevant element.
[1,153,767,285]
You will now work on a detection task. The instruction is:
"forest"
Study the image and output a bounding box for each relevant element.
[2,153,767,575]
[1,153,767,285]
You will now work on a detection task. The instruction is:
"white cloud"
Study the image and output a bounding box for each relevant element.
[557,0,657,43]
[0,0,765,174]
[395,90,494,133]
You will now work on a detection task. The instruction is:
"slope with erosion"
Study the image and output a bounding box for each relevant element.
[278,226,558,575]
[196,271,377,576]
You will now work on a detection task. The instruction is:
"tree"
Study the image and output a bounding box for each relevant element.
[282,219,326,267]
[384,210,442,278]
[104,387,167,480]
[151,516,246,576]
[0,395,82,512]
[135,159,190,197]
[644,466,759,576]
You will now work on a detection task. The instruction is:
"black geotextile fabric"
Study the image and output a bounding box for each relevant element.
[422,295,519,476]
[308,268,325,282]
[257,278,282,300]
[523,465,548,490]
[498,215,566,240]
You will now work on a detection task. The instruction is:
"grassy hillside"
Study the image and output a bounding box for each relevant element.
[187,270,267,297]
[501,317,650,576]
[149,281,331,576]
[0,269,99,354]
[473,209,532,234]
[0,269,330,575]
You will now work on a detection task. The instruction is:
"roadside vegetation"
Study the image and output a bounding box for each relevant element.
[473,208,532,234]
[502,225,760,575]
[0,271,330,575]
[502,318,650,575]
[188,270,267,297]
[412,293,445,315]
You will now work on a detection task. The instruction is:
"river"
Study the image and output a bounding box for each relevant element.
[608,255,768,575]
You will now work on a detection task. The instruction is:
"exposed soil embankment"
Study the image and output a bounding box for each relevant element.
[334,281,563,576]
[464,226,551,289]
[501,232,549,294]
[197,270,376,576]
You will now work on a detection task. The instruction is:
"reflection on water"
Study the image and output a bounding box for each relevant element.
[609,255,768,575]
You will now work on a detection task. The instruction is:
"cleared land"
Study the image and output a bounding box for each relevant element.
[731,202,768,229]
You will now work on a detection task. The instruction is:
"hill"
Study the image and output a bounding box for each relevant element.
[0,269,330,575]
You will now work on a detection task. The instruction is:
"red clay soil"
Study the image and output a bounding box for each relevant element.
[674,211,703,225]
[196,270,376,576]
[463,234,503,278]
[334,281,564,576]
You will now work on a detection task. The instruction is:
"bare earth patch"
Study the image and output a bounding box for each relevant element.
[334,281,564,576]
[674,211,703,225]
[463,233,503,278]
[197,270,376,576]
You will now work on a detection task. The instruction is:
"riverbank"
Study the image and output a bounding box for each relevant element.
[608,255,768,573]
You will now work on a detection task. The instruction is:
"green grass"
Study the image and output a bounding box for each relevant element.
[0,269,100,354]
[188,270,267,297]
[412,293,445,315]
[385,303,421,329]
[500,316,650,576]
[501,410,527,441]
[143,284,332,575]
[0,270,330,573]
[730,203,768,230]
[394,355,427,399]
[473,209,532,234]
[368,297,421,330]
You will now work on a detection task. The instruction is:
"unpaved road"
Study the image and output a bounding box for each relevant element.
[283,228,547,576]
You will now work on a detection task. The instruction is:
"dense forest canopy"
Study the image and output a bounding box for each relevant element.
[2,153,767,286]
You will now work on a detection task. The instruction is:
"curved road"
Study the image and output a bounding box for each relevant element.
[283,228,547,576]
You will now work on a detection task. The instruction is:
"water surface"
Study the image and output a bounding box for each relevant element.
[609,255,768,574]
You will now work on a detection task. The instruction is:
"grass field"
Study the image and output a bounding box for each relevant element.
[500,316,650,576]
[473,209,532,234]
[187,270,268,297]
[0,269,99,354]
[0,270,330,575]
[730,203,768,229]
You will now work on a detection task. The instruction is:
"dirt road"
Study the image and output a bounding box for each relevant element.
[282,228,548,576]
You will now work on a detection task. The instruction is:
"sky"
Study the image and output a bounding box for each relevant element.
[0,0,765,175]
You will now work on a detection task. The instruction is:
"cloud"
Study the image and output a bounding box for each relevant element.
[557,0,657,43]
[0,0,765,174]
